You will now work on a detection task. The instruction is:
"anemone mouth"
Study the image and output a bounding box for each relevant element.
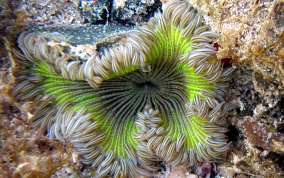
[96,59,188,121]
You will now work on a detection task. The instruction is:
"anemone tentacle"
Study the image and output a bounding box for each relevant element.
[12,0,234,177]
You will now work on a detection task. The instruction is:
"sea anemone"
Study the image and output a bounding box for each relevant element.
[12,0,234,177]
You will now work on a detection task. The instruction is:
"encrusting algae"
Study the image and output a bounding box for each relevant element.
[11,0,234,177]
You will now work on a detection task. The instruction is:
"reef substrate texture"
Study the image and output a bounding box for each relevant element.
[12,0,234,177]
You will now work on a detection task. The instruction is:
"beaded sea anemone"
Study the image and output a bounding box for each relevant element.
[12,0,234,177]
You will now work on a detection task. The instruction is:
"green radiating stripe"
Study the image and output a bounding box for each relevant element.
[182,115,210,150]
[162,112,210,150]
[177,63,216,101]
[33,62,138,158]
[146,25,191,63]
[98,117,138,157]
[33,62,98,113]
